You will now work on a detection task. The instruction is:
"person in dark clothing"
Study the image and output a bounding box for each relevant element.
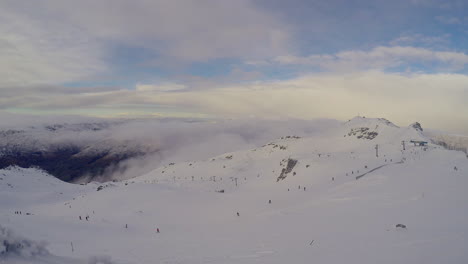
[237,212,240,216]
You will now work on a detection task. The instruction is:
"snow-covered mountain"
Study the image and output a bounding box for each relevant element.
[0,121,158,182]
[0,117,340,182]
[1,117,467,264]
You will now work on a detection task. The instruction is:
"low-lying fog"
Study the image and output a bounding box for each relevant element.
[0,112,341,182]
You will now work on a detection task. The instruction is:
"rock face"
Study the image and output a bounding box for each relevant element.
[410,122,423,132]
[396,224,407,229]
[347,127,378,140]
[277,158,298,182]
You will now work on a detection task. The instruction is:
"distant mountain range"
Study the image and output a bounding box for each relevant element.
[0,121,158,182]
[0,117,466,183]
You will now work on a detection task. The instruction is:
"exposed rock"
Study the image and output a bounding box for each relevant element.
[277,158,298,182]
[410,122,423,132]
[348,127,378,140]
[396,224,407,229]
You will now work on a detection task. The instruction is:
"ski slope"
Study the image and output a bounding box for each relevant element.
[1,117,467,264]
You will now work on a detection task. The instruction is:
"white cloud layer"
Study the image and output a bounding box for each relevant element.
[136,83,186,92]
[264,46,468,72]
[3,71,468,134]
[0,0,290,87]
[0,6,106,87]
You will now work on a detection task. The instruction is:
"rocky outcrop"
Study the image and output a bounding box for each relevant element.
[410,122,423,132]
[347,127,378,140]
[277,158,297,182]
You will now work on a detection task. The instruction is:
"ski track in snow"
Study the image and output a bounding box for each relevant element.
[355,161,404,180]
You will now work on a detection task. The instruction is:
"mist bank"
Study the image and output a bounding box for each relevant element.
[2,112,464,183]
[0,112,340,182]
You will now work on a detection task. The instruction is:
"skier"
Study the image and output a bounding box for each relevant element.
[237,212,240,216]
[156,228,160,233]
[79,216,82,220]
[269,199,272,204]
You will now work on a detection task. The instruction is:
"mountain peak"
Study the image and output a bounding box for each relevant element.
[409,122,423,132]
[346,116,398,128]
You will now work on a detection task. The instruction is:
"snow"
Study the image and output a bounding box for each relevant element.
[1,117,467,263]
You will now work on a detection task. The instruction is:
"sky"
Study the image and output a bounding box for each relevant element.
[1,0,468,133]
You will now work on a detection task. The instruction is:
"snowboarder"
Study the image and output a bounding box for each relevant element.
[156,228,160,233]
[269,199,272,204]
[125,224,128,228]
[79,216,82,220]
[332,177,334,181]
[237,212,240,216]
[86,216,89,221]
[303,187,306,191]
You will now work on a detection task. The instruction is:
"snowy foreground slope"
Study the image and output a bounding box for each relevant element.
[1,117,467,264]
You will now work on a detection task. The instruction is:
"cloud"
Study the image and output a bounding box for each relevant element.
[136,83,186,92]
[4,0,290,61]
[0,112,339,181]
[410,0,466,9]
[0,4,107,87]
[0,0,291,89]
[389,34,451,48]
[435,15,462,24]
[262,46,468,72]
[3,71,468,134]
[138,72,468,130]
